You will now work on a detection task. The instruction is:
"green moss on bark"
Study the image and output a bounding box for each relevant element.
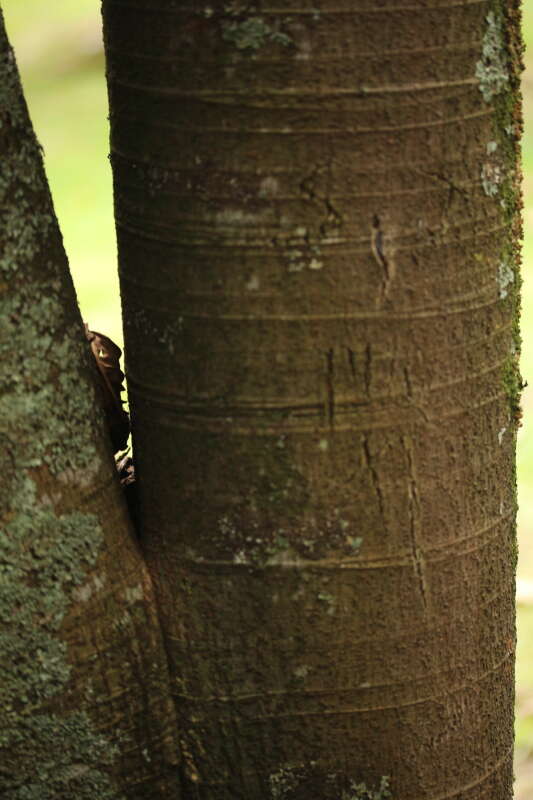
[222,16,292,50]
[477,3,523,424]
[0,11,121,797]
[0,471,120,798]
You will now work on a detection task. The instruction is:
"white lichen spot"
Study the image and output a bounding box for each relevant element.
[39,491,62,507]
[309,258,323,270]
[259,176,279,198]
[142,748,152,763]
[124,583,144,604]
[317,591,336,615]
[498,260,514,298]
[346,535,363,553]
[246,274,260,290]
[72,582,93,603]
[487,140,498,154]
[498,426,507,445]
[269,766,301,800]
[288,261,305,273]
[215,208,268,226]
[204,6,214,17]
[481,162,502,197]
[57,457,102,489]
[345,776,391,800]
[295,38,312,61]
[219,515,237,536]
[476,11,509,102]
[318,438,329,451]
[222,17,293,51]
[60,764,91,781]
[287,248,305,272]
[234,550,249,564]
[266,547,295,567]
[293,664,310,679]
[115,612,132,633]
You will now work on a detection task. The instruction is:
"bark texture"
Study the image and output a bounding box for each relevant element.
[0,12,181,799]
[103,1,522,797]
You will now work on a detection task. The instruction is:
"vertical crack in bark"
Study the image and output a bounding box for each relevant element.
[325,348,335,427]
[403,364,430,424]
[403,366,413,398]
[364,343,372,397]
[402,434,429,614]
[362,434,385,521]
[371,214,395,305]
[346,347,357,383]
[299,168,317,197]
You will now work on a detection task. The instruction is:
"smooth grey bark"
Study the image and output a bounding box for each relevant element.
[102,1,522,798]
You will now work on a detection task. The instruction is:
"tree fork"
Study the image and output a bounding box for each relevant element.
[103,1,522,797]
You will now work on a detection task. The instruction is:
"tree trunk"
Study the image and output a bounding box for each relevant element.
[103,1,522,797]
[0,13,180,798]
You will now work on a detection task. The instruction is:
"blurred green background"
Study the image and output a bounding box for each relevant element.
[3,0,120,341]
[3,1,533,794]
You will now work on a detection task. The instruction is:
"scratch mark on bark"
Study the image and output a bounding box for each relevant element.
[347,347,357,383]
[364,343,372,397]
[402,434,429,614]
[325,348,335,427]
[403,366,413,398]
[372,214,396,305]
[403,365,430,423]
[362,434,385,520]
[417,169,469,200]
